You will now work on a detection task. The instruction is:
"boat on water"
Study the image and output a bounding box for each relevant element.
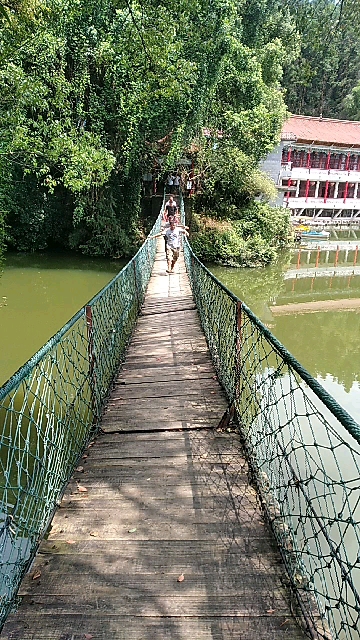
[300,230,330,240]
[293,218,331,242]
[293,227,330,242]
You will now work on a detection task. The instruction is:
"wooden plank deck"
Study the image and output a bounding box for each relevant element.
[0,241,308,640]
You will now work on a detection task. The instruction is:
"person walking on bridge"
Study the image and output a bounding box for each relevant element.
[150,218,189,274]
[163,195,179,223]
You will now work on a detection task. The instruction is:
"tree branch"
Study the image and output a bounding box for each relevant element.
[124,0,154,71]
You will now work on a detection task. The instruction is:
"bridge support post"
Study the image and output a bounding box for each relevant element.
[215,301,242,432]
[85,304,98,425]
[235,301,242,405]
[133,261,140,311]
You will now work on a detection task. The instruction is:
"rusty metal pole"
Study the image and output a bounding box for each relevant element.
[85,305,98,424]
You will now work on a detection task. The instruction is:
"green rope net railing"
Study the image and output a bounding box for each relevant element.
[0,208,163,628]
[2,189,360,639]
[183,233,360,640]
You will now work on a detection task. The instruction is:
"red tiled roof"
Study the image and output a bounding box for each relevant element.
[282,115,360,148]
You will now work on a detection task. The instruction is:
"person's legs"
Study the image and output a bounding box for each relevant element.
[166,246,173,273]
[170,249,179,272]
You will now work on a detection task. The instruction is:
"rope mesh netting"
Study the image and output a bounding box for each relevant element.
[184,238,360,640]
[1,191,360,639]
[0,210,162,627]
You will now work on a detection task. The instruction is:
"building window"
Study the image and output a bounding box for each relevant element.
[327,182,336,198]
[338,183,346,198]
[339,154,347,170]
[311,152,320,168]
[292,150,306,167]
[281,148,290,164]
[348,183,355,198]
[319,183,327,198]
[298,181,307,197]
[349,155,360,171]
[330,154,341,169]
[311,152,327,168]
[308,181,316,197]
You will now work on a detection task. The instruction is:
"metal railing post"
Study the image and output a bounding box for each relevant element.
[235,300,242,403]
[85,304,98,424]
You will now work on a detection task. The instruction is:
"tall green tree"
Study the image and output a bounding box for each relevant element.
[282,0,360,118]
[0,0,296,258]
[0,0,242,254]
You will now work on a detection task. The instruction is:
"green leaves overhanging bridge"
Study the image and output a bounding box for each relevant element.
[0,195,360,640]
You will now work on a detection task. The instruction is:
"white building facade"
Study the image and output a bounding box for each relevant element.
[263,115,360,222]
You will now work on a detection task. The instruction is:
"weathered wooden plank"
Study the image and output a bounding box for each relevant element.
[58,499,259,524]
[70,461,247,480]
[19,572,286,597]
[136,309,200,320]
[141,296,195,305]
[122,354,213,367]
[38,538,279,558]
[141,304,197,315]
[0,614,308,640]
[132,324,205,337]
[103,402,226,420]
[46,519,271,542]
[116,366,215,382]
[9,594,295,618]
[102,397,226,414]
[100,418,225,433]
[116,371,216,385]
[131,335,204,347]
[60,491,260,516]
[84,433,190,455]
[100,419,225,433]
[108,383,224,401]
[37,537,282,567]
[84,429,238,446]
[85,429,239,445]
[124,351,210,365]
[130,329,206,340]
[66,466,256,493]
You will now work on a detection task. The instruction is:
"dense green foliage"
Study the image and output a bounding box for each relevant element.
[0,0,296,263]
[191,203,290,267]
[1,0,360,264]
[282,0,360,118]
[187,0,295,265]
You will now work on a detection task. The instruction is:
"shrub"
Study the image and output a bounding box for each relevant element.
[190,204,291,267]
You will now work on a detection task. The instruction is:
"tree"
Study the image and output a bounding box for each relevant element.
[341,82,360,120]
[282,0,360,118]
[0,0,244,255]
[0,0,296,260]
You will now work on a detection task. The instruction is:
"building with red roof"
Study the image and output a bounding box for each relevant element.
[262,115,360,222]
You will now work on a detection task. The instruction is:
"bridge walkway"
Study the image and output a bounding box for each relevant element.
[0,241,307,640]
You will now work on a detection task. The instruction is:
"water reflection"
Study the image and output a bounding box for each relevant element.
[0,252,123,386]
[209,244,360,423]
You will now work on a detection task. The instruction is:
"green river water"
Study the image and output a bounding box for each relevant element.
[1,234,360,424]
[210,229,360,424]
[0,252,121,387]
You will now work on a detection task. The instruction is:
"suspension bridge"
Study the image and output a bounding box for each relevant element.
[0,197,360,640]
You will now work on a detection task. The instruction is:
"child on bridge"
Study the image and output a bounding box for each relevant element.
[149,218,189,274]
